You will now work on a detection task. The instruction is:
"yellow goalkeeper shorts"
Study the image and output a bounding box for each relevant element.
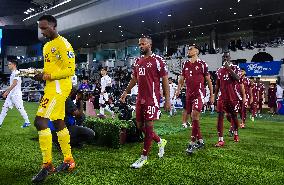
[36,92,69,121]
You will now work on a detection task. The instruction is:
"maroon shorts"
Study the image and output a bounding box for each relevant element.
[217,100,240,113]
[186,96,203,114]
[136,104,161,123]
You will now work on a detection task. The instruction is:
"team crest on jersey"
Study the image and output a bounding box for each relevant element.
[195,66,199,70]
[67,51,75,58]
[146,62,152,68]
[51,47,56,53]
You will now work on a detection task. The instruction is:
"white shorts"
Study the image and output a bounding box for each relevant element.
[4,95,24,109]
[170,97,176,106]
[99,93,109,104]
[204,97,209,104]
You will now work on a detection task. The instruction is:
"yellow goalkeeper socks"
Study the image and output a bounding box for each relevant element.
[38,128,52,164]
[57,127,73,160]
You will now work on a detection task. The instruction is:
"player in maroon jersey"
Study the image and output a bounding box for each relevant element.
[176,44,214,154]
[268,83,277,114]
[240,69,252,128]
[256,77,265,117]
[120,36,170,169]
[215,52,246,147]
[249,77,259,122]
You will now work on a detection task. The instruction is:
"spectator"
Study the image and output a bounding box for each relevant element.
[78,77,90,91]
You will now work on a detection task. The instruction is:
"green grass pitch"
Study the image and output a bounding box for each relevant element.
[0,101,283,185]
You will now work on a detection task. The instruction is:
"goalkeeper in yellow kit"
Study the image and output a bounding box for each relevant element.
[32,15,76,183]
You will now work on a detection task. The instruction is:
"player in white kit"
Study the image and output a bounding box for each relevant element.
[99,67,115,118]
[168,77,177,116]
[0,60,30,128]
[202,84,210,113]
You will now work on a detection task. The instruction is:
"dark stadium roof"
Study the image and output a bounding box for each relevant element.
[2,0,284,48]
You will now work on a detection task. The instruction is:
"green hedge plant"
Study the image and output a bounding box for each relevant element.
[84,117,138,148]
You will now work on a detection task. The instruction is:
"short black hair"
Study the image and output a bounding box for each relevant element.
[189,44,200,51]
[38,15,57,27]
[240,68,246,71]
[101,67,108,71]
[139,35,152,44]
[256,77,260,80]
[249,77,255,80]
[9,59,18,67]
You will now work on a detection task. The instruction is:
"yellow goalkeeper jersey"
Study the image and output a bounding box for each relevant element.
[43,35,75,94]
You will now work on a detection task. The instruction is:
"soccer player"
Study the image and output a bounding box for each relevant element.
[276,81,283,110]
[202,84,210,113]
[99,67,115,118]
[78,77,91,91]
[240,69,252,128]
[168,77,177,117]
[179,76,191,128]
[31,15,75,183]
[0,60,30,128]
[268,83,277,114]
[176,44,214,154]
[215,52,245,147]
[249,77,259,122]
[256,77,265,117]
[120,36,170,169]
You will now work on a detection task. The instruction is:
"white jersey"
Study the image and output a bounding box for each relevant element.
[71,75,78,86]
[169,82,177,99]
[131,84,138,95]
[9,70,22,96]
[276,84,283,100]
[204,85,210,103]
[100,75,112,93]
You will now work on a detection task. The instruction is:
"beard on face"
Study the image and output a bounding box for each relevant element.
[140,48,148,55]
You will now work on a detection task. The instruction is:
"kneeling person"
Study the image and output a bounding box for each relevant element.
[49,88,95,148]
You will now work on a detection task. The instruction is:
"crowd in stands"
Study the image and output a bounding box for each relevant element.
[169,38,284,60]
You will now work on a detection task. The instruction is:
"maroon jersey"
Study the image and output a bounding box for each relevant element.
[268,87,277,102]
[241,76,251,100]
[234,83,243,101]
[181,59,209,98]
[216,65,241,101]
[133,54,168,106]
[251,82,259,102]
[257,83,265,99]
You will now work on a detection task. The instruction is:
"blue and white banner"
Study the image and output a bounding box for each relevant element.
[239,61,282,76]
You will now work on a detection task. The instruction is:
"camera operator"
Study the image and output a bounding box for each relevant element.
[117,95,143,142]
[49,87,95,148]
